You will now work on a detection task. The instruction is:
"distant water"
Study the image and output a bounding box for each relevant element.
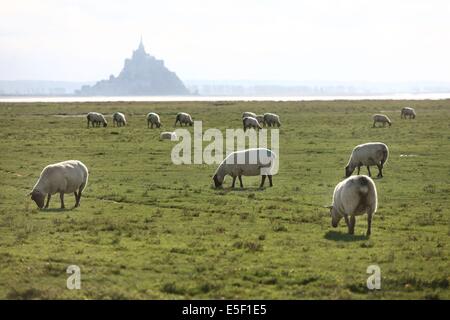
[1,93,450,103]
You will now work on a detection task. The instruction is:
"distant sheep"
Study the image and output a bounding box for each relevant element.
[160,131,177,140]
[401,107,416,119]
[174,112,193,126]
[326,175,377,236]
[263,113,281,127]
[345,142,389,178]
[373,114,391,127]
[29,160,89,209]
[256,115,265,126]
[213,148,276,189]
[147,112,161,128]
[243,116,262,131]
[87,112,107,128]
[112,112,127,127]
[242,111,257,119]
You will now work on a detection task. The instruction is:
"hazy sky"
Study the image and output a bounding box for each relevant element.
[1,0,450,82]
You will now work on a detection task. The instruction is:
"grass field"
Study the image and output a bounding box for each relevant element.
[0,100,448,300]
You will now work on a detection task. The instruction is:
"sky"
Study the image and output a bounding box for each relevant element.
[1,0,450,82]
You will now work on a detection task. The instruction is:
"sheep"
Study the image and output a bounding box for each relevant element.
[401,107,416,119]
[174,112,193,126]
[326,175,377,236]
[372,114,391,127]
[147,112,161,128]
[160,131,177,140]
[256,115,265,126]
[263,113,281,127]
[87,112,107,128]
[29,160,89,209]
[242,111,257,119]
[112,112,127,127]
[212,148,276,189]
[243,116,262,131]
[345,142,389,178]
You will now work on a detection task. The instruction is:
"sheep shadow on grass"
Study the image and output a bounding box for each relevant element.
[40,208,75,213]
[324,230,369,242]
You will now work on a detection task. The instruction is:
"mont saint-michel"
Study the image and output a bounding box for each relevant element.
[77,39,189,96]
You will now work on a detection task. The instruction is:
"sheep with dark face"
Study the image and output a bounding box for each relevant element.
[372,114,391,127]
[263,113,281,127]
[174,112,193,126]
[256,115,265,126]
[345,142,389,178]
[401,107,416,119]
[147,112,161,128]
[243,116,262,131]
[212,148,276,189]
[113,112,127,127]
[87,112,107,128]
[30,160,89,209]
[326,175,377,236]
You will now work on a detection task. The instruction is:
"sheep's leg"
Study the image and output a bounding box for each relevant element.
[268,175,273,187]
[60,192,65,209]
[344,215,351,233]
[349,216,356,234]
[231,176,236,188]
[238,175,244,188]
[373,121,376,128]
[357,166,361,175]
[45,194,51,208]
[366,212,372,236]
[377,164,383,178]
[75,184,84,207]
[366,166,372,177]
[73,192,78,207]
[259,175,266,188]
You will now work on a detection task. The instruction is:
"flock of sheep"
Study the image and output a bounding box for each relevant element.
[29,106,417,237]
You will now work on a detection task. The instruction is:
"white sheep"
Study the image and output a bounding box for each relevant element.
[345,142,389,178]
[160,131,177,140]
[401,107,416,119]
[87,112,107,128]
[372,114,391,127]
[242,111,257,119]
[29,160,89,209]
[212,148,276,188]
[112,112,127,127]
[256,115,265,126]
[263,113,281,127]
[243,116,262,131]
[174,112,193,126]
[326,175,377,236]
[147,112,161,128]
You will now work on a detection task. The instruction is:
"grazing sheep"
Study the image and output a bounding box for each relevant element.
[160,131,177,140]
[263,113,281,127]
[243,116,262,131]
[242,111,257,119]
[345,142,389,178]
[326,175,377,236]
[29,160,89,209]
[112,112,127,127]
[256,115,265,126]
[212,148,276,189]
[174,112,193,126]
[147,112,161,128]
[401,107,416,119]
[372,114,391,127]
[87,112,107,128]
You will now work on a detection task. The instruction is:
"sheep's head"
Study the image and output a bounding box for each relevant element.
[213,174,223,188]
[326,205,342,227]
[30,190,45,209]
[189,120,193,126]
[345,165,354,178]
[103,121,108,127]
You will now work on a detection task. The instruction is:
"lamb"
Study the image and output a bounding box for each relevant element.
[243,116,262,131]
[372,114,391,127]
[29,160,89,209]
[174,112,193,126]
[212,148,276,189]
[326,175,377,236]
[242,111,257,119]
[345,142,389,178]
[160,131,177,140]
[256,115,265,126]
[112,112,127,127]
[147,112,161,128]
[87,112,107,128]
[263,113,281,127]
[401,107,416,119]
